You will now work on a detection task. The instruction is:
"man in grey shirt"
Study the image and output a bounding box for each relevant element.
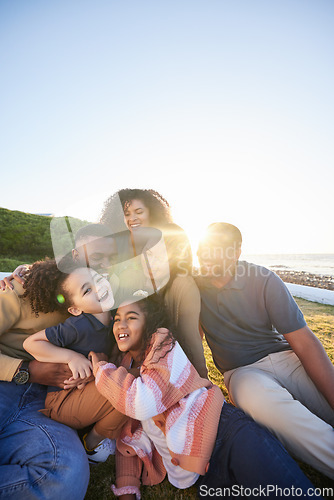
[196,223,334,480]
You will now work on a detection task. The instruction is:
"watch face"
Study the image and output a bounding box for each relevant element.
[14,370,29,385]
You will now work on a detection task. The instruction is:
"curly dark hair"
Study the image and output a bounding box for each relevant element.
[113,293,175,365]
[100,188,172,232]
[20,256,79,316]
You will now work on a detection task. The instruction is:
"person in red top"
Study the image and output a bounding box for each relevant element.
[91,294,318,500]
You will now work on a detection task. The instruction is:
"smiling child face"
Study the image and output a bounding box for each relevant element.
[64,268,114,315]
[113,302,146,356]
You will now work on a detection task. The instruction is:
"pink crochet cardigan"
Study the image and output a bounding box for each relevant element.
[94,329,224,497]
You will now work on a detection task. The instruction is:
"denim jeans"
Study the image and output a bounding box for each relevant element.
[0,381,90,500]
[197,403,321,499]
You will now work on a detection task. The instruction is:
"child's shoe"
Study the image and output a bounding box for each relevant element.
[83,434,116,464]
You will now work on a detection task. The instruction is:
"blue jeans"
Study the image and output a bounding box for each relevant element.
[197,403,321,499]
[0,381,90,500]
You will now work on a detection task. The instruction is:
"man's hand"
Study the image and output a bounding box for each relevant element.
[0,265,29,291]
[28,360,91,389]
[63,374,95,390]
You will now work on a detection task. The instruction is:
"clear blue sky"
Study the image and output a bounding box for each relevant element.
[1,0,333,254]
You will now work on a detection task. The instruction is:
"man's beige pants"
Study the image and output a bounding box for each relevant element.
[224,350,334,479]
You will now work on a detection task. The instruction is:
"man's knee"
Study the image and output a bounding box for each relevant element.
[42,420,90,499]
[228,368,287,413]
[0,418,89,500]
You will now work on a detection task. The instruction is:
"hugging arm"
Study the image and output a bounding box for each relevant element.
[265,273,334,410]
[23,330,92,380]
[0,285,76,387]
[92,329,211,421]
[0,264,30,290]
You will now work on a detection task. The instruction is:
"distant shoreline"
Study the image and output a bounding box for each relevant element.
[275,270,334,291]
[1,269,333,291]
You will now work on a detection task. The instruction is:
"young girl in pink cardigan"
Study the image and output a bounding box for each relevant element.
[90,295,317,499]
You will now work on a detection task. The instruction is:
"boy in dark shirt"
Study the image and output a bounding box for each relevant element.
[24,264,127,463]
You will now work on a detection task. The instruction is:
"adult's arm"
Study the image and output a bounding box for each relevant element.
[92,330,213,420]
[2,354,81,388]
[263,273,334,408]
[164,276,208,378]
[28,359,76,387]
[24,330,92,379]
[0,284,23,380]
[284,326,334,409]
[0,265,29,290]
[0,285,89,387]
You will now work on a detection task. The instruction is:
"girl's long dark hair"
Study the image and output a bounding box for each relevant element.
[115,293,175,365]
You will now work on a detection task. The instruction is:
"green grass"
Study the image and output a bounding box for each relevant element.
[0,206,90,271]
[0,255,36,271]
[85,298,334,499]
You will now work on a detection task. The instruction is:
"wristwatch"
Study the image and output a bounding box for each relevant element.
[13,361,30,385]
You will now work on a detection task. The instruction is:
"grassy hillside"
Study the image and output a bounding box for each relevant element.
[85,298,334,499]
[0,207,88,271]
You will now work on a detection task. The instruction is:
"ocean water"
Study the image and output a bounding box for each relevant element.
[242,254,334,277]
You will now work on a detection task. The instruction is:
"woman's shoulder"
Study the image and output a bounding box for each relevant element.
[167,274,198,294]
[164,275,200,308]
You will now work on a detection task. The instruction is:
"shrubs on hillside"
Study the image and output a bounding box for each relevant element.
[0,208,89,271]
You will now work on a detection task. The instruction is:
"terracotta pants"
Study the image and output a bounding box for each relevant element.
[224,350,334,479]
[43,380,127,439]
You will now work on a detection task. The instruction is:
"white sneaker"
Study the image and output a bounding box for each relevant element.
[86,438,116,464]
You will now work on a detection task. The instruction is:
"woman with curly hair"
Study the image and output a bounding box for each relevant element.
[100,188,208,378]
[0,258,90,500]
[100,188,172,233]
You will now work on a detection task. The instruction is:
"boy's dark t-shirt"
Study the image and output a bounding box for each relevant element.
[45,312,114,392]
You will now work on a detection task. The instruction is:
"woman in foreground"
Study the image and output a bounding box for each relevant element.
[90,295,318,499]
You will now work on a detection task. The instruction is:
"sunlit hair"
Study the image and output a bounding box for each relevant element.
[20,256,79,317]
[100,188,172,230]
[161,223,193,285]
[201,222,242,250]
[114,293,175,365]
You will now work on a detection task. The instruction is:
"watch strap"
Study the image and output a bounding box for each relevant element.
[20,360,30,372]
[13,360,30,384]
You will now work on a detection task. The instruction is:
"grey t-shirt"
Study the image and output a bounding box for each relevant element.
[196,261,306,373]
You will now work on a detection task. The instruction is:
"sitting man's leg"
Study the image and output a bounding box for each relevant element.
[224,351,334,479]
[0,382,89,500]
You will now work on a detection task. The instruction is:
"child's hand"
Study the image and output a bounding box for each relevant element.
[156,327,169,334]
[89,351,109,363]
[68,353,92,379]
[89,351,109,372]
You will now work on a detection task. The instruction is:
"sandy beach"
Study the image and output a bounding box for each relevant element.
[275,270,334,291]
